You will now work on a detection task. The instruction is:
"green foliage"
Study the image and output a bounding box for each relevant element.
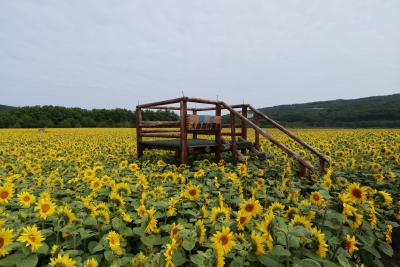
[223,94,400,128]
[0,105,179,128]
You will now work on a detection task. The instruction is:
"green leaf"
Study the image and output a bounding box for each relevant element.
[337,254,351,267]
[132,227,145,237]
[190,254,205,265]
[257,255,279,267]
[112,217,123,230]
[120,226,134,237]
[0,252,24,266]
[293,259,321,267]
[36,243,49,254]
[172,249,187,266]
[269,245,291,256]
[378,241,393,256]
[60,225,75,232]
[88,241,99,254]
[182,239,196,251]
[104,250,114,262]
[328,237,340,245]
[83,217,98,226]
[141,235,155,246]
[357,235,374,247]
[92,245,105,253]
[16,255,38,267]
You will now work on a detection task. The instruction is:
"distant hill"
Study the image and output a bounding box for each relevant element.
[0,104,13,113]
[222,94,400,128]
[253,94,400,128]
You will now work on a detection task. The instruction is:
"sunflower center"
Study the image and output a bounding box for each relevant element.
[245,204,254,212]
[28,234,36,242]
[172,228,178,236]
[189,189,197,196]
[94,182,100,188]
[42,204,51,213]
[0,237,4,248]
[23,196,30,202]
[352,189,362,199]
[313,195,320,201]
[220,235,228,245]
[239,217,247,224]
[1,191,8,199]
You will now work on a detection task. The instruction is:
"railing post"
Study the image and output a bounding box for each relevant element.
[230,112,238,161]
[136,107,143,159]
[215,103,222,163]
[299,162,306,177]
[241,105,247,154]
[255,113,260,151]
[319,157,326,176]
[180,100,188,165]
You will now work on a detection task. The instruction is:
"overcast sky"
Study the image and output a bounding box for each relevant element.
[1,1,399,112]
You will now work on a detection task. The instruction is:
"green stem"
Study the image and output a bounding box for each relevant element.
[319,206,329,230]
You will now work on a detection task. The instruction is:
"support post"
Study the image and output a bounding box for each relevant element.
[255,113,260,151]
[180,100,188,165]
[215,103,222,163]
[241,105,247,154]
[136,107,143,159]
[230,112,238,161]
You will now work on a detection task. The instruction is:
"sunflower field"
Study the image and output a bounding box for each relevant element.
[0,128,399,267]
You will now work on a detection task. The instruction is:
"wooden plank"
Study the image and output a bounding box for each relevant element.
[180,100,188,164]
[186,115,222,131]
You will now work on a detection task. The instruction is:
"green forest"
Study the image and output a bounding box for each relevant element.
[1,94,399,128]
[242,93,400,128]
[0,105,179,128]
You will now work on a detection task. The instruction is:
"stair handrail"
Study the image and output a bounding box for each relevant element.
[247,105,330,175]
[219,101,316,173]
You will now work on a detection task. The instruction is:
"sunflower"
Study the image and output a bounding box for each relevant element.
[17,225,45,252]
[310,174,319,182]
[0,228,14,257]
[210,226,236,255]
[373,173,384,182]
[289,215,312,229]
[119,160,128,169]
[310,192,324,205]
[345,235,359,254]
[109,191,125,206]
[145,208,158,233]
[251,231,265,255]
[284,207,299,220]
[215,249,225,267]
[90,178,103,191]
[370,163,381,171]
[210,206,230,225]
[194,169,205,178]
[202,206,208,219]
[386,225,393,244]
[0,185,13,204]
[114,182,132,195]
[17,191,36,207]
[237,210,252,231]
[136,205,147,218]
[376,191,393,205]
[90,209,110,224]
[237,163,247,175]
[83,258,98,267]
[269,202,285,213]
[347,183,367,204]
[164,238,178,267]
[49,253,77,267]
[336,178,348,187]
[196,220,206,244]
[35,198,56,220]
[184,183,201,200]
[239,197,263,217]
[118,209,132,223]
[129,163,139,172]
[58,206,76,225]
[107,230,122,249]
[170,223,184,239]
[84,168,95,179]
[157,160,165,167]
[348,212,363,229]
[309,227,328,258]
[257,169,264,176]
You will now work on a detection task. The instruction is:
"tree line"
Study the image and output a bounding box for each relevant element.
[251,94,400,128]
[0,105,179,128]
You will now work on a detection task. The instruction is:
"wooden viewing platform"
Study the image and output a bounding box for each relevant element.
[136,97,330,176]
